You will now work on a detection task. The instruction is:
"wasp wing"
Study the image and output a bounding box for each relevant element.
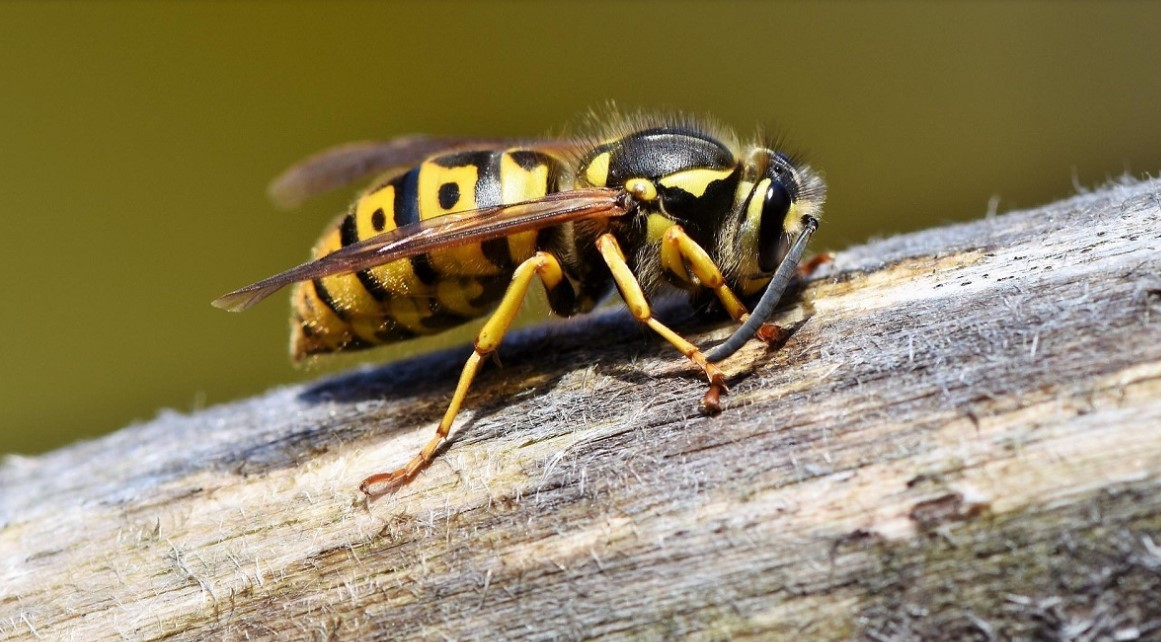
[213,188,627,312]
[268,136,582,209]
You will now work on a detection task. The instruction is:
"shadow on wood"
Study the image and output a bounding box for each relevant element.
[2,178,1160,641]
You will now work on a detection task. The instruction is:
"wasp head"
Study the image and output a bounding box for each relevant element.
[732,149,825,282]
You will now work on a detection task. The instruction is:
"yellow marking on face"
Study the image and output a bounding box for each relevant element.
[626,178,657,202]
[658,167,735,198]
[646,212,676,243]
[783,201,804,234]
[740,275,771,297]
[746,178,771,230]
[730,178,770,283]
[583,152,610,186]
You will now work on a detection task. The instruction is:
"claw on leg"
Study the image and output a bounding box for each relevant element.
[700,373,729,414]
[756,322,789,345]
[599,232,734,415]
[798,252,834,279]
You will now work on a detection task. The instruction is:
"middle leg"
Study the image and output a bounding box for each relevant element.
[659,224,750,323]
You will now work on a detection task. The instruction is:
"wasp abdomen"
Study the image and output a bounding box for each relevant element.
[291,148,568,360]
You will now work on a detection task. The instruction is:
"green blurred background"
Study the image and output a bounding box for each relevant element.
[3,2,1160,454]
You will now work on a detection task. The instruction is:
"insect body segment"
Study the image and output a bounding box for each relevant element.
[291,148,569,360]
[214,113,825,494]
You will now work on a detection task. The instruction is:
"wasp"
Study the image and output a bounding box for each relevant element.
[214,112,824,495]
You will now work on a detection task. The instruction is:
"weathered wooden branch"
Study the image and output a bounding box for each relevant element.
[3,179,1161,641]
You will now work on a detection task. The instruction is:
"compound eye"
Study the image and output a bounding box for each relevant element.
[758,180,792,273]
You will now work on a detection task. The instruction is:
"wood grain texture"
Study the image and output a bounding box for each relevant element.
[3,178,1161,641]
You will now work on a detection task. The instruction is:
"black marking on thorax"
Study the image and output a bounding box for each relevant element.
[660,165,741,241]
[598,127,735,185]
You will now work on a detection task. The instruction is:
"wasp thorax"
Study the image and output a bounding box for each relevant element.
[579,127,743,229]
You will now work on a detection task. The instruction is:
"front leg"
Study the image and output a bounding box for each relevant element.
[660,224,802,352]
[595,232,730,413]
[659,224,750,324]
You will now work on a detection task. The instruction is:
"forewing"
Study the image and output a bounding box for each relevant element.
[268,136,581,209]
[213,188,627,312]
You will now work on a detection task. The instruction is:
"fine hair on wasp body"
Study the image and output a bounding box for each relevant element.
[213,110,825,495]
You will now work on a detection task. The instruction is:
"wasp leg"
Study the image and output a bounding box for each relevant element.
[660,225,768,406]
[596,232,730,414]
[660,224,785,354]
[659,224,750,323]
[746,252,830,344]
[359,251,566,495]
[798,252,834,279]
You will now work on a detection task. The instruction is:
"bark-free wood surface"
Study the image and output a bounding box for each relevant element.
[3,179,1160,641]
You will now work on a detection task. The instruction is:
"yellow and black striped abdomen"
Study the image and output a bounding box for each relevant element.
[291,149,566,360]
